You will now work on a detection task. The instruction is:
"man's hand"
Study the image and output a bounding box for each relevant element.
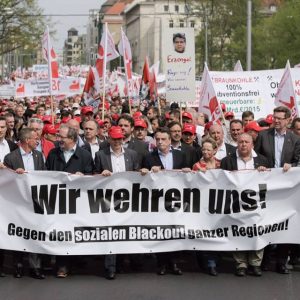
[101,170,112,176]
[75,172,84,176]
[15,168,25,174]
[151,166,161,173]
[283,163,291,172]
[140,168,149,176]
[257,166,267,172]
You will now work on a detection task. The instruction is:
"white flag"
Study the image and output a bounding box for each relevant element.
[275,60,298,118]
[118,28,132,97]
[199,64,223,121]
[42,27,59,80]
[234,60,243,72]
[95,23,120,78]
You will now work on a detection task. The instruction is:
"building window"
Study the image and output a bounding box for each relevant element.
[169,20,174,28]
[164,5,169,12]
[179,20,184,28]
[175,5,179,12]
[190,20,195,28]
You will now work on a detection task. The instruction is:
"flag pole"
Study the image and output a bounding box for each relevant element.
[102,23,108,121]
[180,102,182,126]
[121,27,132,116]
[45,26,54,125]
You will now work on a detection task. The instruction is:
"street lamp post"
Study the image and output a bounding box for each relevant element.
[204,12,208,66]
[247,0,252,71]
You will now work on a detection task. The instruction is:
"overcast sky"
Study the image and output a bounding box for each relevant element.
[38,0,104,53]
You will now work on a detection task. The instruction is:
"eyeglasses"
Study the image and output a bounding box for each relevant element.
[56,134,69,139]
[273,116,287,121]
[170,130,181,133]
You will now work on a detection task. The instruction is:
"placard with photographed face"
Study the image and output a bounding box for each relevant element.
[163,27,196,103]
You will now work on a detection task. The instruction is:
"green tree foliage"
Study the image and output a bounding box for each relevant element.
[192,0,261,71]
[258,0,300,69]
[193,0,300,71]
[0,0,48,56]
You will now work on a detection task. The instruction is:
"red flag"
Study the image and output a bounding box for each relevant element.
[83,67,95,93]
[142,56,151,84]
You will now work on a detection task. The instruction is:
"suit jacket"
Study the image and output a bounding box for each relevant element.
[180,142,201,169]
[100,137,148,166]
[225,143,236,157]
[4,147,46,171]
[94,147,140,173]
[46,145,94,174]
[254,128,300,167]
[7,139,18,152]
[142,149,188,170]
[221,152,270,171]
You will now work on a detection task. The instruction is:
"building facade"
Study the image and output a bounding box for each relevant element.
[63,28,87,66]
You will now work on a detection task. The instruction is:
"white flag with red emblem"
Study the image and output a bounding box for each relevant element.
[234,60,243,72]
[42,26,59,81]
[96,23,119,79]
[199,64,223,121]
[118,28,132,97]
[275,60,299,118]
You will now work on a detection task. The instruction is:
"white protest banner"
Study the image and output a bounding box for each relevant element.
[185,68,300,116]
[32,64,48,74]
[0,84,15,97]
[0,168,300,255]
[204,68,300,119]
[163,28,196,102]
[15,77,82,98]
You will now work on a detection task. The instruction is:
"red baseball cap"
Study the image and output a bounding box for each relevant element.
[244,121,263,132]
[61,116,71,124]
[265,114,273,125]
[73,116,81,123]
[224,111,234,120]
[111,113,120,121]
[109,126,124,139]
[182,123,196,134]
[182,111,193,120]
[133,111,143,119]
[165,112,170,120]
[81,106,94,115]
[42,115,54,124]
[134,119,147,129]
[97,120,105,128]
[43,124,57,135]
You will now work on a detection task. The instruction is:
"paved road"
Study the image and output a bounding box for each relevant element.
[1,253,300,300]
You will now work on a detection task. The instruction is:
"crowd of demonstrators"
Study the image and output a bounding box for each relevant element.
[1,93,300,280]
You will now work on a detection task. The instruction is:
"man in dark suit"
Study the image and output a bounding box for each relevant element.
[94,126,140,280]
[141,127,191,276]
[99,114,148,166]
[254,106,300,274]
[0,116,18,276]
[4,128,46,279]
[46,124,94,278]
[167,121,201,168]
[221,133,270,277]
